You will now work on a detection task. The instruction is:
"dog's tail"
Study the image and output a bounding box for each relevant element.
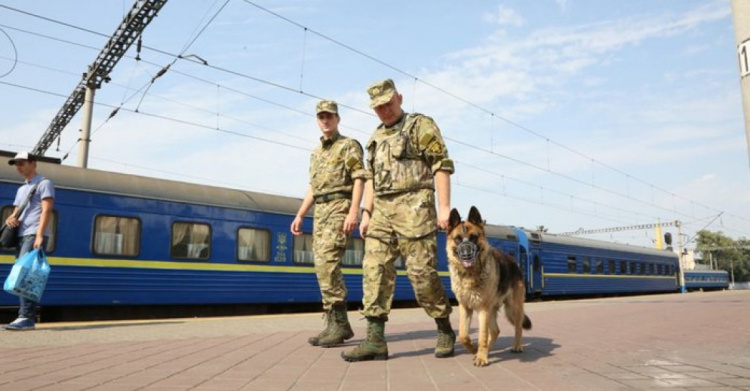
[522,314,532,330]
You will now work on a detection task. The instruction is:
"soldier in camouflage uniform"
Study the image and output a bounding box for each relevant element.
[341,79,456,362]
[291,100,367,347]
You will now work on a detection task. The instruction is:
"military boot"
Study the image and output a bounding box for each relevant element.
[341,317,388,362]
[434,317,456,358]
[319,302,354,347]
[308,309,332,346]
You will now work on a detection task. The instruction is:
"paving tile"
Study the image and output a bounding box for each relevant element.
[0,291,748,390]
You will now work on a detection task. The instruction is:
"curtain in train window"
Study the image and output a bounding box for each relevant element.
[238,228,270,262]
[94,215,140,256]
[342,237,364,266]
[582,257,591,273]
[567,256,577,273]
[293,234,314,264]
[171,222,210,259]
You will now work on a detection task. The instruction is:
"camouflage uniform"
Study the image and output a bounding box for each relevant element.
[362,112,454,319]
[341,79,455,362]
[310,131,367,310]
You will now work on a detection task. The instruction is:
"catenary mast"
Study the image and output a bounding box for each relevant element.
[31,0,168,167]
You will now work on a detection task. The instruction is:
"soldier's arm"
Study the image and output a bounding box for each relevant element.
[435,170,451,230]
[291,187,314,236]
[359,180,374,237]
[344,178,364,234]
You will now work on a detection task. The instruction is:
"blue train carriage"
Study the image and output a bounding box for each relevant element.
[684,269,729,291]
[0,162,429,308]
[512,229,680,297]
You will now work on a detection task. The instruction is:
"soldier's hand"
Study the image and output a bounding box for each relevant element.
[437,208,450,230]
[343,213,358,234]
[290,216,304,236]
[359,216,370,238]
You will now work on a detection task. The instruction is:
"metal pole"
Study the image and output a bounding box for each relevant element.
[731,0,750,168]
[76,82,96,168]
[676,220,685,293]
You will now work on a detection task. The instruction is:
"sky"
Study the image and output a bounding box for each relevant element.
[0,0,749,251]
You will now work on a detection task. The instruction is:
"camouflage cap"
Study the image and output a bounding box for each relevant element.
[367,78,397,108]
[316,100,338,114]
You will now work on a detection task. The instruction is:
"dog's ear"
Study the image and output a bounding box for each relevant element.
[449,208,462,231]
[468,206,483,226]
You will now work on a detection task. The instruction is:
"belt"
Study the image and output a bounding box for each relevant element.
[314,192,352,204]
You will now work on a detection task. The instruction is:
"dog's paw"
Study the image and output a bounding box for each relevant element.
[511,346,524,353]
[473,355,490,367]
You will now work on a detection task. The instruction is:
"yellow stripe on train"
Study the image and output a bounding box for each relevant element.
[0,255,450,277]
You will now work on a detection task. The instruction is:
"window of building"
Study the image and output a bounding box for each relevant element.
[171,222,210,260]
[293,233,314,264]
[237,227,270,262]
[93,215,140,256]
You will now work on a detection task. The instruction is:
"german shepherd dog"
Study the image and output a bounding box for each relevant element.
[447,206,532,366]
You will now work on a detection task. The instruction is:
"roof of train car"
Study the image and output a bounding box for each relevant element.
[484,224,519,240]
[0,162,304,216]
[518,228,678,258]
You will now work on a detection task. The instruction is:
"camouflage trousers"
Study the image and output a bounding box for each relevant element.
[360,190,452,319]
[313,198,350,310]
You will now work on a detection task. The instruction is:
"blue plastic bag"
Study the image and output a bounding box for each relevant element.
[3,249,51,302]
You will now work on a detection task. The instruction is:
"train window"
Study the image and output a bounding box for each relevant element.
[171,222,210,260]
[621,261,629,275]
[343,238,364,266]
[533,255,541,272]
[1,206,57,253]
[608,259,615,275]
[582,257,591,273]
[594,259,603,274]
[237,228,270,262]
[293,234,314,264]
[567,256,576,273]
[94,215,140,256]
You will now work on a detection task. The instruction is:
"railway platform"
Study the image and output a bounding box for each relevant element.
[1,290,749,390]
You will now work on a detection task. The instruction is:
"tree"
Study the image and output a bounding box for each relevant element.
[695,230,750,282]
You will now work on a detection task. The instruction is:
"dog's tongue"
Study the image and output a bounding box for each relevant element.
[461,259,474,268]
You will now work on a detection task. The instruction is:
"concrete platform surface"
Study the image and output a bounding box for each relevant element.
[1,290,749,390]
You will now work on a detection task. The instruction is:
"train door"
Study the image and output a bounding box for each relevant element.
[522,229,543,296]
[514,228,543,296]
[529,247,543,295]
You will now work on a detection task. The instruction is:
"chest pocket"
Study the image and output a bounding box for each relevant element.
[370,117,432,194]
[310,145,349,193]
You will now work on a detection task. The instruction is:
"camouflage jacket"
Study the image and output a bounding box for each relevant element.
[366,113,454,196]
[310,132,367,198]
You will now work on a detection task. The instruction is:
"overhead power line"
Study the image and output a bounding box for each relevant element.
[2,3,747,239]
